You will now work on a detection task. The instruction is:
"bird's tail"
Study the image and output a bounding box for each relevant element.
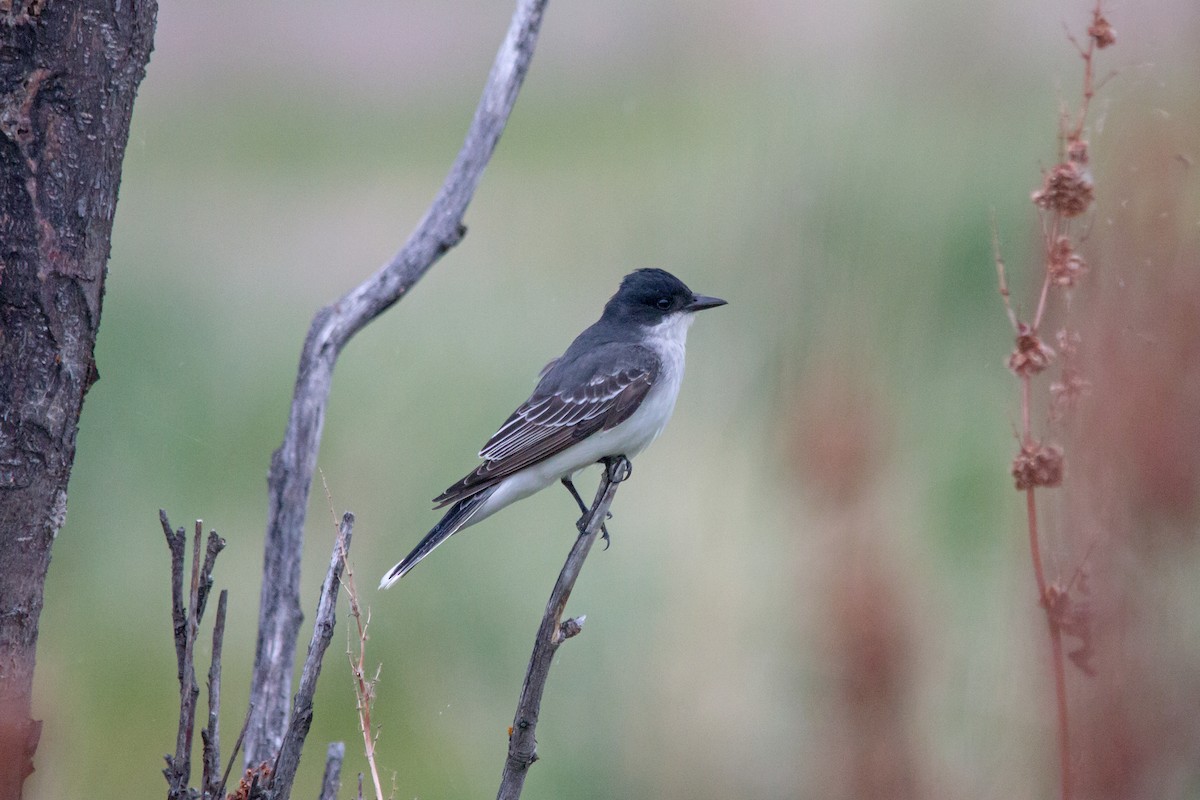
[379,487,496,589]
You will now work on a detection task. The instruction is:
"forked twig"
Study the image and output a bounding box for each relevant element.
[159,512,226,800]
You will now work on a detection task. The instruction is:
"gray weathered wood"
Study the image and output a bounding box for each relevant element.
[269,514,354,800]
[202,590,229,800]
[317,742,345,800]
[244,0,551,768]
[497,459,627,800]
[159,514,226,800]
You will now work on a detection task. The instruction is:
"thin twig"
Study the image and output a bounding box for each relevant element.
[321,471,388,800]
[497,458,627,800]
[161,510,188,682]
[991,212,1019,332]
[269,514,354,800]
[1032,223,1058,332]
[201,589,228,799]
[318,742,345,800]
[196,528,223,624]
[1027,482,1071,800]
[218,704,255,800]
[341,544,386,800]
[160,513,226,800]
[1049,609,1072,800]
[245,0,552,767]
[160,512,191,800]
[179,523,203,788]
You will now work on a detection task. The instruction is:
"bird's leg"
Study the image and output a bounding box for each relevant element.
[572,455,629,550]
[561,476,589,515]
[561,476,610,545]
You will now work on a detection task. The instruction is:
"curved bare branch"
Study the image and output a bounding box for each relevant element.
[244,0,551,767]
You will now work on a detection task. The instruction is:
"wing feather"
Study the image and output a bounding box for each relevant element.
[434,344,659,507]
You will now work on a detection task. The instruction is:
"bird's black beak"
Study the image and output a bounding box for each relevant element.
[687,293,727,312]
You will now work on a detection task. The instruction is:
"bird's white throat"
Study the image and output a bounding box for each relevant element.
[642,310,694,370]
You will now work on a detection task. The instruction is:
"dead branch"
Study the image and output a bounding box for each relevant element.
[337,528,386,800]
[160,513,226,800]
[244,0,552,767]
[269,513,354,800]
[318,742,345,800]
[201,590,228,799]
[497,457,628,800]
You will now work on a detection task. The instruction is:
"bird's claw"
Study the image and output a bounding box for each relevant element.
[604,455,632,483]
[565,459,626,545]
[576,513,611,547]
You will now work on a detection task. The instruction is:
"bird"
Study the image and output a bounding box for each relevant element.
[379,268,726,588]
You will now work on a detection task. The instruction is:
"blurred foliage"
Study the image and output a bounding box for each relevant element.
[26,1,1200,799]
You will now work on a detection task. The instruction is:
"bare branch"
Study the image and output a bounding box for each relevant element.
[160,513,226,800]
[339,532,386,800]
[245,0,551,767]
[160,510,188,683]
[269,514,354,800]
[197,529,224,624]
[201,590,228,800]
[219,704,254,800]
[319,742,345,800]
[497,458,627,800]
[991,211,1020,332]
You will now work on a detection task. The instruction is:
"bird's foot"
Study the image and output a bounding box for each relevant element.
[603,455,632,484]
[575,512,611,546]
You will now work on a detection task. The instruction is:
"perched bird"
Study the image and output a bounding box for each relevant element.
[379,268,726,588]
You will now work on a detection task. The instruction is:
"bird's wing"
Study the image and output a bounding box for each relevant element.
[433,343,659,507]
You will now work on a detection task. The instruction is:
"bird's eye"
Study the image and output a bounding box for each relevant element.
[655,297,672,310]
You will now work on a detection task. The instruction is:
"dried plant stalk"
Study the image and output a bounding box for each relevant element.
[994,5,1115,799]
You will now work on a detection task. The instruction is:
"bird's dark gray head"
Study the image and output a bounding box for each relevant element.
[601,268,726,326]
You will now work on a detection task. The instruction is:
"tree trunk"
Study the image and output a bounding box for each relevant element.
[0,2,157,797]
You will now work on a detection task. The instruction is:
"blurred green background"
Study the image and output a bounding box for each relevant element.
[27,1,1200,798]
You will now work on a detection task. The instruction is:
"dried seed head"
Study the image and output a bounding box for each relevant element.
[1088,12,1116,49]
[1008,326,1056,376]
[1012,441,1065,490]
[1048,235,1089,287]
[1032,161,1095,218]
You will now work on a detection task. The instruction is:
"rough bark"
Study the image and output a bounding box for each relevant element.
[0,2,157,797]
